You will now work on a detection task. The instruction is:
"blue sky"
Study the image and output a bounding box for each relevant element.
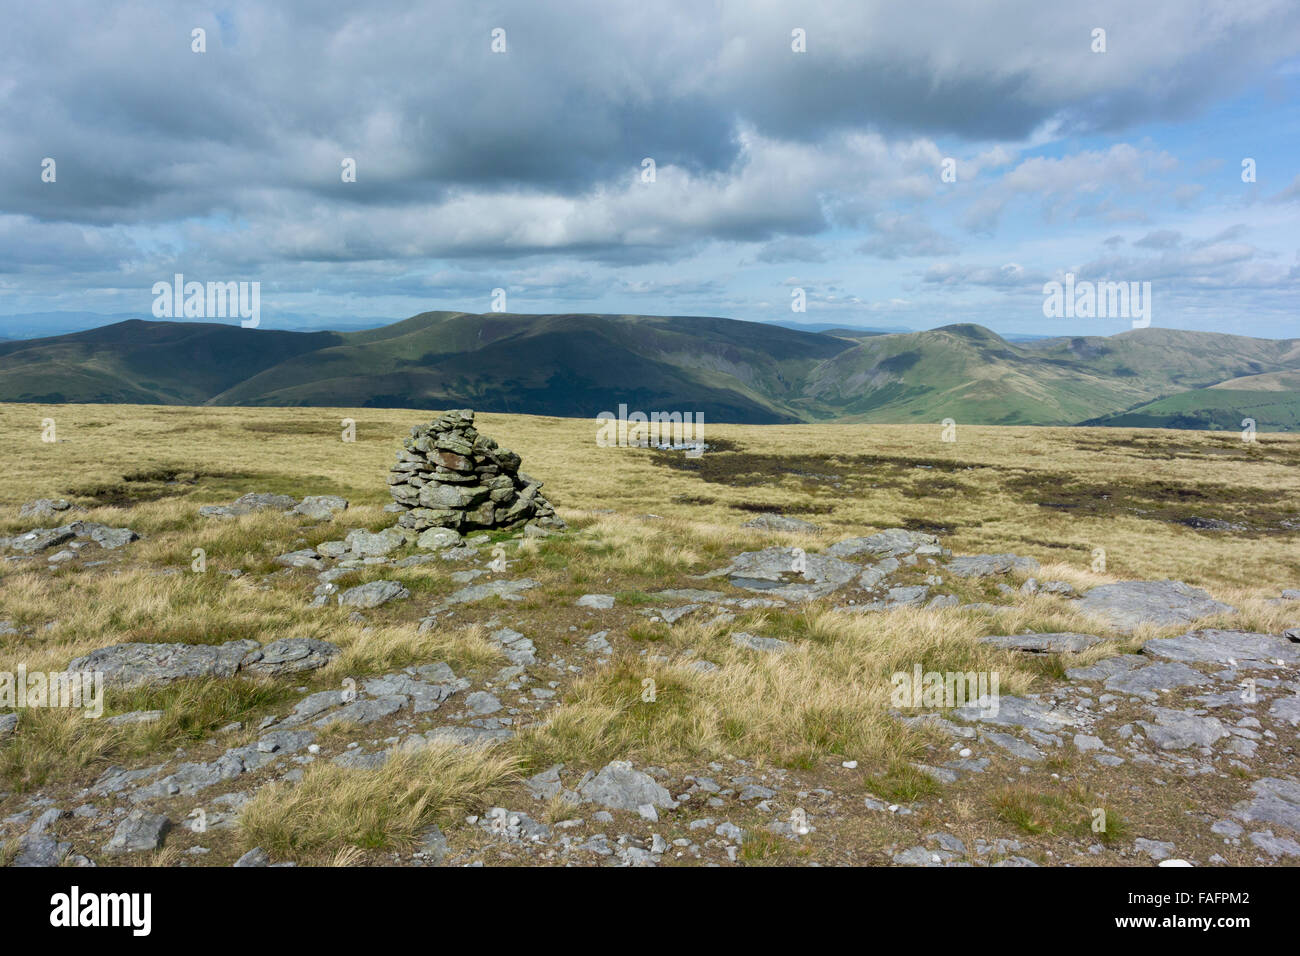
[1,0,1298,339]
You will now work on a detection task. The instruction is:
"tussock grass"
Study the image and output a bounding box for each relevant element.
[0,676,294,792]
[992,781,1128,843]
[520,607,1039,772]
[237,742,520,861]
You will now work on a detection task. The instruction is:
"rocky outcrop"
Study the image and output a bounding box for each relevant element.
[1076,580,1235,632]
[387,409,563,533]
[67,637,339,687]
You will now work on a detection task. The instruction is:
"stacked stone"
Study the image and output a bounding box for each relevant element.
[387,409,564,533]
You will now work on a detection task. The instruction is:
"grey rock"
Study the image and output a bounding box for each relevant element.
[0,712,17,737]
[437,578,538,608]
[1104,661,1211,696]
[980,632,1101,653]
[464,691,502,716]
[68,639,260,687]
[104,809,170,854]
[86,525,139,549]
[233,847,269,867]
[274,549,325,570]
[1269,697,1300,727]
[199,492,297,518]
[827,529,938,559]
[338,580,410,608]
[240,637,339,676]
[697,547,859,602]
[947,553,1039,577]
[13,832,70,867]
[1233,778,1300,834]
[1138,707,1228,749]
[580,760,675,811]
[1134,838,1175,861]
[345,527,407,558]
[1143,629,1300,666]
[423,726,513,747]
[526,765,565,799]
[741,513,821,533]
[416,527,463,550]
[67,637,335,687]
[1066,655,1146,682]
[417,824,450,864]
[980,730,1043,762]
[18,498,70,519]
[489,627,536,665]
[315,696,406,727]
[577,594,615,610]
[731,632,791,654]
[1077,580,1235,633]
[893,845,950,866]
[291,495,348,520]
[952,695,1080,732]
[9,527,76,554]
[1249,830,1300,857]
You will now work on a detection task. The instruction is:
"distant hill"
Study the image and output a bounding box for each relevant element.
[1,312,1297,429]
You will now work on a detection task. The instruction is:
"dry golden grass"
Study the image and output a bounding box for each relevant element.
[237,742,520,862]
[1,402,1295,589]
[1,402,1297,861]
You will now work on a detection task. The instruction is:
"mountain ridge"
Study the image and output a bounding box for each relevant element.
[1,313,1297,429]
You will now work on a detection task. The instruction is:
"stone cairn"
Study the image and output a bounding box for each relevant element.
[387,409,564,533]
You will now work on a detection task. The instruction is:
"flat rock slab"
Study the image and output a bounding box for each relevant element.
[18,498,71,519]
[7,527,76,554]
[580,760,676,811]
[338,580,410,608]
[952,695,1080,732]
[741,514,820,533]
[345,527,407,557]
[652,588,731,604]
[291,495,348,520]
[980,730,1044,762]
[104,809,170,854]
[1233,778,1300,835]
[827,529,939,559]
[697,547,859,602]
[1138,706,1229,749]
[1076,580,1235,633]
[1103,661,1212,696]
[241,638,340,676]
[69,637,338,687]
[441,578,538,607]
[1065,655,1146,682]
[199,492,297,518]
[947,554,1039,578]
[980,632,1101,653]
[1142,629,1300,666]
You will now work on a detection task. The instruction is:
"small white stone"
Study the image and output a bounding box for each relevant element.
[841,760,858,769]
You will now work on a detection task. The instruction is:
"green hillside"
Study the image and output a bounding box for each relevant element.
[0,313,1296,429]
[1081,388,1300,431]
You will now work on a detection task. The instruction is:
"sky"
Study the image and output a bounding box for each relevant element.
[2,0,1298,339]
